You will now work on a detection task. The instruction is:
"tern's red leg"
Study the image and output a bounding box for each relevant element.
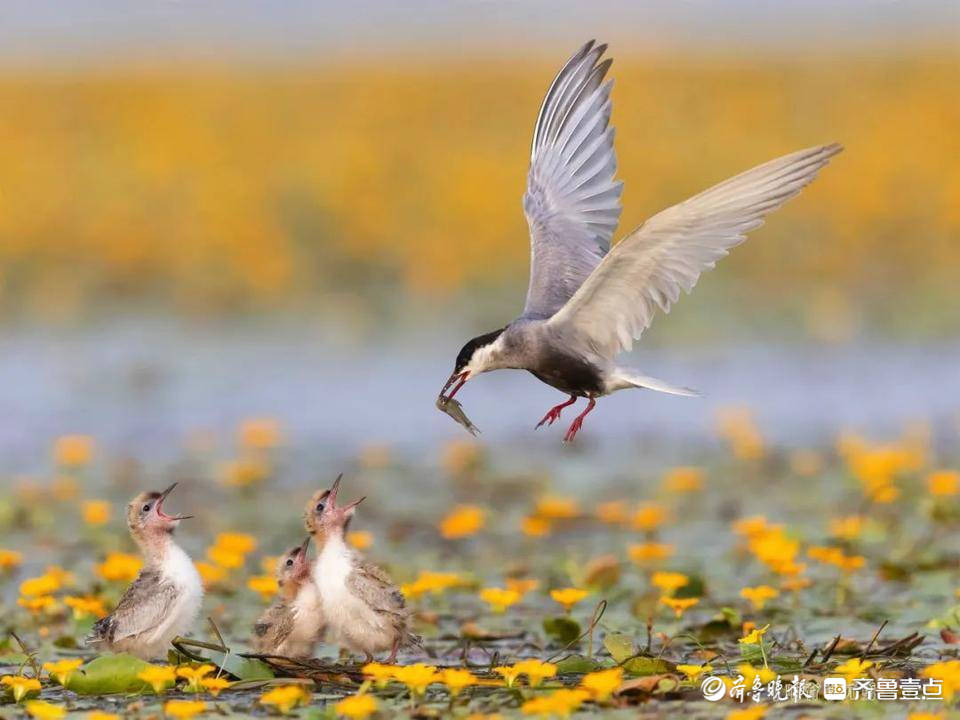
[563,397,597,443]
[536,394,578,428]
[386,638,399,663]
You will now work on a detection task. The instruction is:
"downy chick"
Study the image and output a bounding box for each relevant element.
[251,537,323,658]
[304,474,416,663]
[87,483,203,659]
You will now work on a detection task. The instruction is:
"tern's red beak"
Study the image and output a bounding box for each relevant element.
[441,371,469,400]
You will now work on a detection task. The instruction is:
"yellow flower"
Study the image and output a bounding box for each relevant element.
[580,667,623,701]
[392,664,440,696]
[54,434,94,467]
[439,505,486,539]
[550,587,589,612]
[440,668,477,696]
[650,571,688,596]
[738,624,770,645]
[137,665,176,694]
[733,515,770,538]
[0,549,23,570]
[920,660,960,701]
[676,664,712,680]
[737,664,776,686]
[739,585,779,611]
[494,665,522,687]
[829,515,864,540]
[347,531,374,550]
[18,595,57,614]
[834,658,874,679]
[20,574,61,597]
[594,500,629,524]
[662,466,704,493]
[176,664,216,692]
[238,418,283,449]
[81,500,111,526]
[534,496,579,519]
[727,706,767,720]
[220,457,270,488]
[2,675,41,702]
[505,577,540,596]
[401,571,462,600]
[200,677,231,696]
[194,562,227,588]
[361,662,396,689]
[660,595,700,617]
[521,516,551,537]
[87,712,120,720]
[632,503,668,531]
[213,532,257,555]
[96,552,142,582]
[43,659,83,686]
[927,470,959,496]
[247,575,279,601]
[45,565,76,587]
[64,595,108,619]
[906,713,945,720]
[513,659,557,687]
[628,542,674,565]
[259,685,310,714]
[480,587,521,613]
[521,688,589,717]
[335,694,378,719]
[206,545,245,570]
[164,700,207,719]
[24,700,66,719]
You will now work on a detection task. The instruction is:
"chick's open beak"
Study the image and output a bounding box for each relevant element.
[156,482,193,521]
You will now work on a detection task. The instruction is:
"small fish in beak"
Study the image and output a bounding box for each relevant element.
[436,394,481,436]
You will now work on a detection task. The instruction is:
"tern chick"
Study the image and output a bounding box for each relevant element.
[251,537,323,658]
[86,483,203,659]
[304,474,416,663]
[439,40,842,442]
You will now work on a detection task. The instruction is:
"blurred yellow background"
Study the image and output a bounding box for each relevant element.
[0,54,957,336]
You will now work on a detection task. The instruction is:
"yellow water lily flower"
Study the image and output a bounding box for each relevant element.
[628,542,674,566]
[335,693,378,718]
[920,660,960,700]
[737,663,777,686]
[676,664,712,681]
[739,585,779,611]
[439,668,476,696]
[213,532,257,555]
[24,700,67,719]
[2,675,41,702]
[259,685,311,714]
[513,659,557,687]
[43,659,83,686]
[549,587,589,612]
[834,658,874,679]
[662,466,704,493]
[200,676,231,696]
[347,531,374,550]
[632,503,668,531]
[660,595,700,618]
[362,662,396,689]
[20,574,61,597]
[96,552,142,582]
[176,664,216,693]
[63,595,108,620]
[738,624,770,645]
[54,434,94,467]
[506,577,540,596]
[87,712,121,720]
[0,549,23,570]
[727,706,768,720]
[480,587,521,613]
[439,505,486,539]
[521,688,589,717]
[579,667,623,701]
[247,575,279,601]
[194,562,227,588]
[392,664,440,696]
[163,699,207,719]
[137,665,176,694]
[650,571,688,596]
[494,665,522,687]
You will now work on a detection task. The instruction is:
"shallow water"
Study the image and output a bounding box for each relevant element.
[1,318,957,472]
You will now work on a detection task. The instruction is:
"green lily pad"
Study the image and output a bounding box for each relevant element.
[555,654,603,674]
[602,632,635,663]
[622,656,674,676]
[66,653,153,695]
[543,616,581,644]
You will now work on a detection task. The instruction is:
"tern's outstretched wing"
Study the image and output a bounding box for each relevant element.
[522,40,622,319]
[87,569,177,645]
[548,143,842,358]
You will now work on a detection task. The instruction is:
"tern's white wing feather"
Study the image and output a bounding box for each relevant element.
[548,143,843,358]
[522,40,623,319]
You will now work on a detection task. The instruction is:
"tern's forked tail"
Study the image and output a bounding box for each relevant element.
[609,368,702,397]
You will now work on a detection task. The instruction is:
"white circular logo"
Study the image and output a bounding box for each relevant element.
[701,676,726,702]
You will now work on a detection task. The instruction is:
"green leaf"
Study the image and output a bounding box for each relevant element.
[543,616,581,644]
[602,633,635,664]
[66,653,153,695]
[555,655,603,674]
[622,656,673,676]
[172,642,274,681]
